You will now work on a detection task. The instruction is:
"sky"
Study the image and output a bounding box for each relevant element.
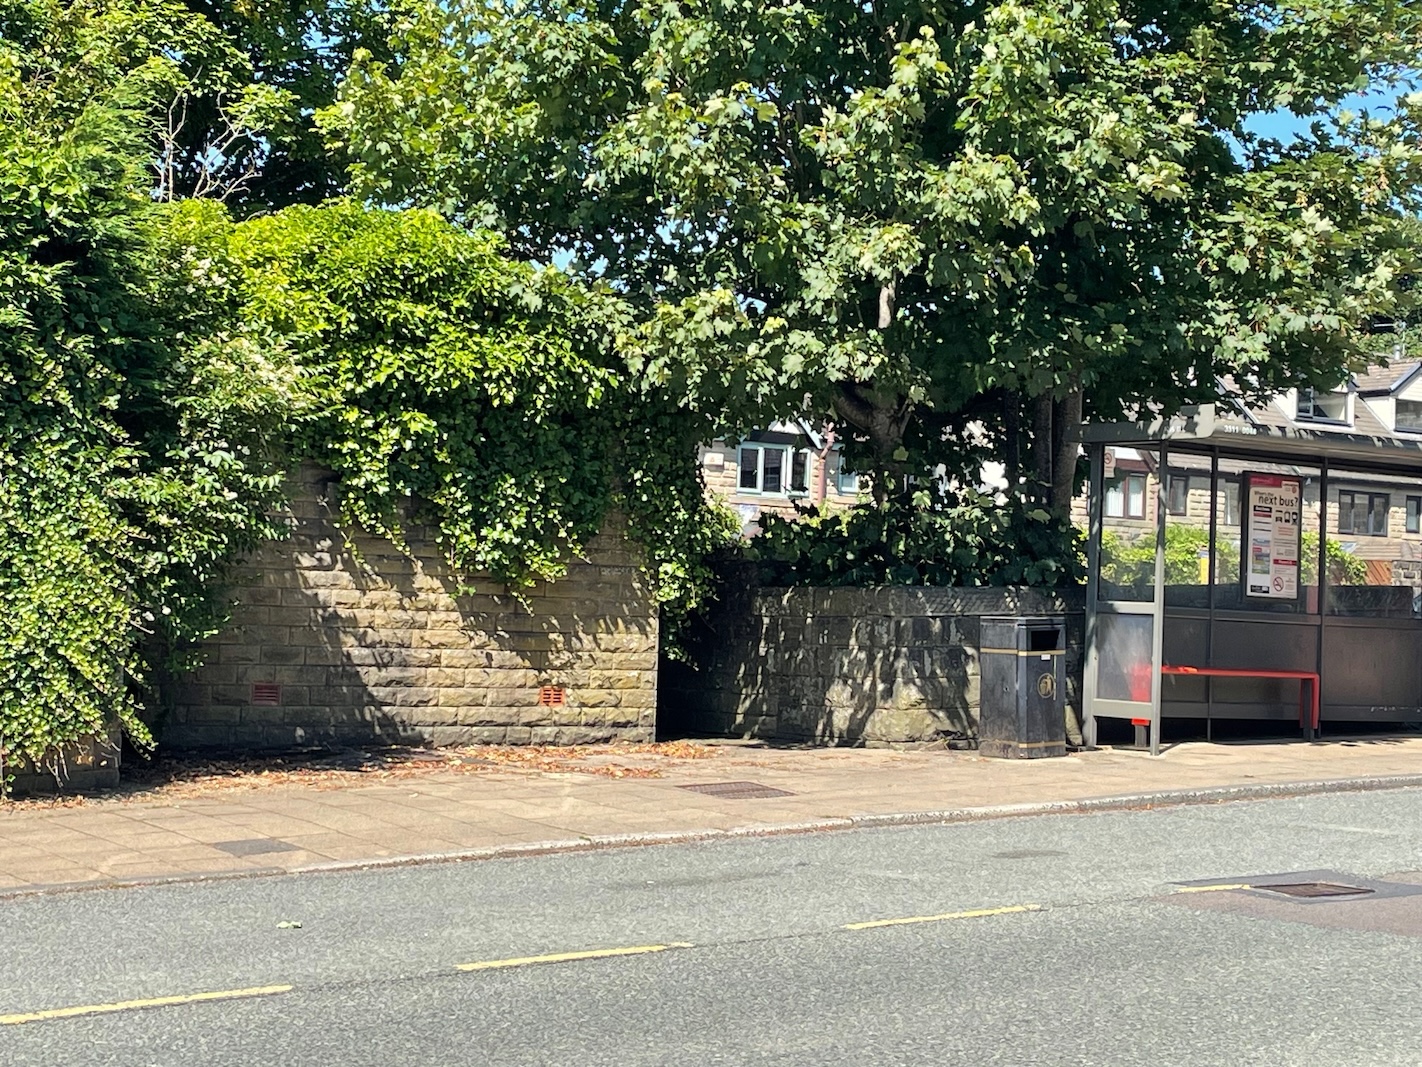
[1243,83,1416,145]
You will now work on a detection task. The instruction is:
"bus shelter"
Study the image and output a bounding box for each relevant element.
[1082,405,1422,754]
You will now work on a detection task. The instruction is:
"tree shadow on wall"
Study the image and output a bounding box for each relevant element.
[162,473,657,751]
[659,577,976,746]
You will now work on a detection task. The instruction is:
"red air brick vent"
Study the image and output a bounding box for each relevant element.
[251,682,282,706]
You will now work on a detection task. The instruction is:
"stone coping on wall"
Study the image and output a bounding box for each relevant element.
[746,585,1085,617]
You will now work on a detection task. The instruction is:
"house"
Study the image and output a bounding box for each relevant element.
[699,421,863,530]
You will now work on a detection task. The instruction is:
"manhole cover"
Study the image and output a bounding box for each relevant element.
[1253,882,1374,899]
[677,781,795,799]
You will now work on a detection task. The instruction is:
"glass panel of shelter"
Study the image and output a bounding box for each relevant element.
[1210,456,1318,615]
[1086,443,1164,751]
[1325,467,1422,619]
[1097,446,1156,603]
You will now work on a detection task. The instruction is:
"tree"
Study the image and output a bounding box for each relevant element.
[325,0,1422,514]
[213,199,736,610]
[161,0,395,210]
[0,2,299,775]
[3,0,390,213]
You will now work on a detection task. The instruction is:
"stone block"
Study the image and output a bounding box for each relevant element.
[487,668,541,690]
[454,705,521,727]
[571,689,621,708]
[170,683,209,706]
[485,687,540,709]
[593,632,657,654]
[410,628,473,650]
[367,686,441,707]
[292,569,352,589]
[440,649,494,669]
[589,670,650,691]
[233,586,283,608]
[218,643,262,666]
[162,725,234,749]
[437,687,488,708]
[209,686,250,707]
[553,727,617,745]
[614,689,656,709]
[234,664,313,687]
[607,652,658,673]
[261,643,305,666]
[302,684,367,710]
[281,706,338,726]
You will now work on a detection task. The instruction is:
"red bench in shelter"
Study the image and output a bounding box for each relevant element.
[1161,665,1320,735]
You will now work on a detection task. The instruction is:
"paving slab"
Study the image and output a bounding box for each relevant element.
[1,736,1421,895]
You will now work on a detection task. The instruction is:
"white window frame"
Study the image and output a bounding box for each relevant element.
[1397,399,1422,434]
[1296,387,1349,424]
[835,452,860,496]
[1105,473,1147,520]
[1167,475,1189,516]
[1221,480,1241,527]
[737,444,812,496]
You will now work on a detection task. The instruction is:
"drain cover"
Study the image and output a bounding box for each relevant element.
[677,781,795,799]
[1253,882,1374,899]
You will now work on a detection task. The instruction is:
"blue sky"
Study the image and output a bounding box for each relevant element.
[1244,83,1416,144]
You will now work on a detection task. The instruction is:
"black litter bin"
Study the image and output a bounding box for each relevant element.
[978,615,1067,759]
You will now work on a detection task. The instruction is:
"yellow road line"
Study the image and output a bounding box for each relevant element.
[0,984,293,1026]
[457,943,693,972]
[843,904,1041,931]
[1174,883,1252,894]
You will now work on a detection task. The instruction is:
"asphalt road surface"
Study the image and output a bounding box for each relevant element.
[4,787,1422,1065]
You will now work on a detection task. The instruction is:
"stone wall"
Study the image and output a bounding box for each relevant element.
[661,580,1084,746]
[164,468,658,750]
[7,730,121,796]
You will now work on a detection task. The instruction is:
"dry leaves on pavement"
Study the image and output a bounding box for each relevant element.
[2,740,717,809]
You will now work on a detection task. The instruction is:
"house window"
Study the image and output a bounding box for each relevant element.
[835,454,860,495]
[1167,476,1189,516]
[1219,480,1240,527]
[1408,496,1421,535]
[1338,490,1389,536]
[1397,400,1422,433]
[1296,388,1348,422]
[1105,473,1147,520]
[737,444,810,495]
[738,446,761,491]
[791,450,810,494]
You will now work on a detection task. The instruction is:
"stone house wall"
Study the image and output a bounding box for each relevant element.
[164,467,658,750]
[661,579,1084,746]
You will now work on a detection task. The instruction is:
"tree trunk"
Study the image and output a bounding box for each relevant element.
[1050,388,1083,516]
[833,383,911,504]
[1003,391,1021,489]
[1032,394,1053,502]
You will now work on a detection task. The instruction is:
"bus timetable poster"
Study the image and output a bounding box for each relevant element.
[1243,473,1301,601]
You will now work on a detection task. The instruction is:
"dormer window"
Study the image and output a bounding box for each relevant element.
[1296,387,1348,423]
[1397,399,1422,433]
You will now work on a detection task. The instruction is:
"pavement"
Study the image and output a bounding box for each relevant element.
[1,733,1421,896]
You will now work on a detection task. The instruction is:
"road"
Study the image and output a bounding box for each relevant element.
[3,787,1422,1065]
